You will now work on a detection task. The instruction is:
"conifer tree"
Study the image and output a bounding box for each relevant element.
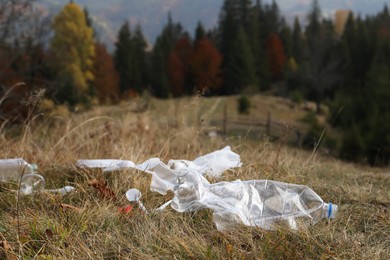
[303,0,341,113]
[223,27,256,94]
[291,17,304,63]
[151,45,170,98]
[335,41,390,165]
[306,0,321,42]
[132,24,148,93]
[248,0,261,88]
[219,0,257,94]
[279,18,292,60]
[114,21,133,94]
[151,14,185,98]
[257,0,284,89]
[194,22,206,44]
[360,42,390,165]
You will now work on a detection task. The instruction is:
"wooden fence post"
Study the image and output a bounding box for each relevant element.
[266,111,271,136]
[222,103,227,135]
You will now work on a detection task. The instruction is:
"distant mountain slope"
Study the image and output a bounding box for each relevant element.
[37,0,390,48]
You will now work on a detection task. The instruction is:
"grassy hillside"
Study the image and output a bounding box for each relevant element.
[0,95,389,259]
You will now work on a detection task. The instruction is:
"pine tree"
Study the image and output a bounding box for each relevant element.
[256,0,284,89]
[50,2,95,105]
[362,43,390,165]
[336,41,390,165]
[291,17,303,63]
[194,22,206,44]
[279,18,292,59]
[151,14,185,98]
[223,27,256,94]
[306,0,321,41]
[219,0,240,59]
[303,0,341,113]
[132,24,148,93]
[151,44,170,98]
[248,0,261,88]
[114,21,133,95]
[218,0,257,94]
[328,5,390,165]
[285,18,305,95]
[263,0,281,34]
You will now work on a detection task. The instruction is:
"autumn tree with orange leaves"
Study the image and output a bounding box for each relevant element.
[266,33,286,80]
[190,37,222,93]
[167,36,193,97]
[93,43,120,104]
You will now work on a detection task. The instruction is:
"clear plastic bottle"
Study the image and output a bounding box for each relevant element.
[172,175,338,230]
[0,158,45,194]
[0,158,38,182]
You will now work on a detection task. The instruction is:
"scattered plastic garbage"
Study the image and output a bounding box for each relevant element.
[125,188,148,214]
[80,146,338,230]
[0,158,74,196]
[0,150,338,231]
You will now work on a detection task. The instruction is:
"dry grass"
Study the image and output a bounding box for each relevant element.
[0,95,389,259]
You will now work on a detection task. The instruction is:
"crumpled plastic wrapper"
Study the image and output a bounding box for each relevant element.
[77,146,242,195]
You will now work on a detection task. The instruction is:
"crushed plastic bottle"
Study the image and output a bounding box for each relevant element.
[171,172,338,231]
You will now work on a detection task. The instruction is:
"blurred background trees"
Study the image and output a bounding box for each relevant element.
[0,0,388,165]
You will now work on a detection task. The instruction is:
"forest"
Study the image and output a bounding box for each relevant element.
[0,0,389,166]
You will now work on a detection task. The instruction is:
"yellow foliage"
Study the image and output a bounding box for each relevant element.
[85,71,94,82]
[51,105,70,118]
[288,57,298,72]
[50,2,95,102]
[38,98,70,119]
[39,98,55,111]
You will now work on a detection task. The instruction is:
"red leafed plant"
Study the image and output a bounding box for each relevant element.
[87,179,116,200]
